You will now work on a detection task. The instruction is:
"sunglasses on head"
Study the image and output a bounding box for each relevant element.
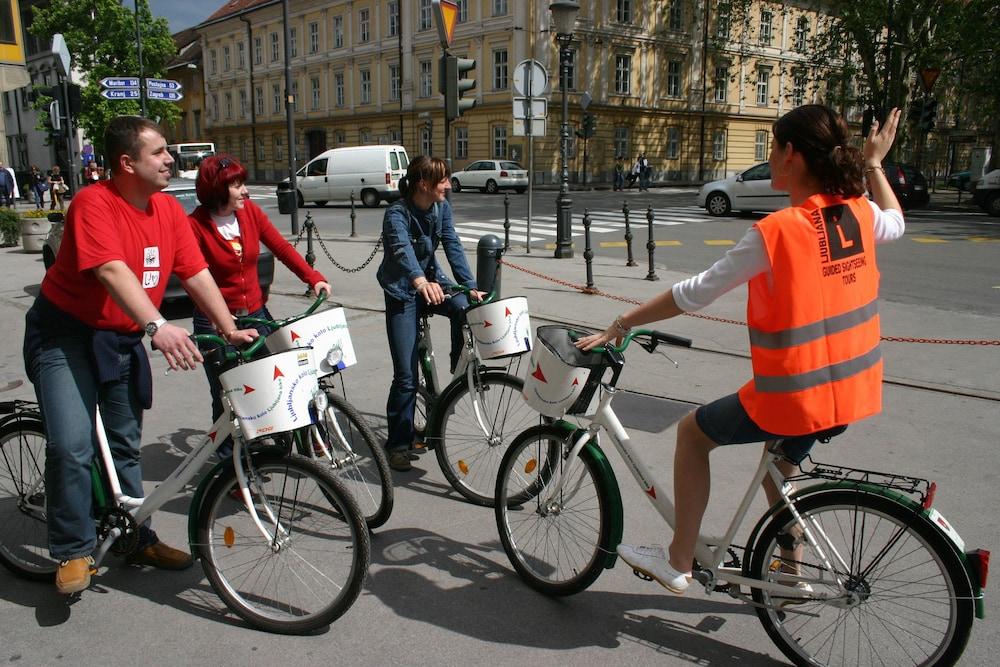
[218,158,232,169]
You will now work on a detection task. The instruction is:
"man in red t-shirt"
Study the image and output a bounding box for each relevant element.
[23,116,257,595]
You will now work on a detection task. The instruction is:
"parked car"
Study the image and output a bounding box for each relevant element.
[697,162,790,216]
[450,160,528,194]
[972,169,1000,217]
[280,145,409,208]
[947,170,973,192]
[42,179,274,303]
[883,163,929,209]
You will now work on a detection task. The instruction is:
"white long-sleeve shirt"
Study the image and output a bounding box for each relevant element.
[672,200,905,312]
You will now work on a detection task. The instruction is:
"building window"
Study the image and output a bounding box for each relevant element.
[714,65,728,102]
[759,9,772,46]
[239,89,247,117]
[311,77,321,109]
[254,36,262,64]
[493,0,508,17]
[224,92,233,119]
[359,9,370,42]
[237,41,245,69]
[289,27,297,57]
[666,127,679,159]
[270,32,279,61]
[360,69,371,104]
[756,67,770,106]
[493,125,507,158]
[421,126,432,155]
[333,16,343,48]
[457,0,468,22]
[274,135,283,162]
[291,79,299,112]
[359,127,371,144]
[668,0,683,31]
[255,86,263,115]
[389,64,400,101]
[615,54,631,95]
[792,70,807,107]
[455,126,468,159]
[614,126,629,158]
[257,138,265,161]
[754,130,769,161]
[335,72,345,106]
[713,129,726,160]
[667,60,682,97]
[223,45,230,71]
[716,4,730,39]
[388,1,399,36]
[794,17,809,52]
[616,0,632,23]
[420,60,433,97]
[194,109,201,135]
[309,22,319,53]
[334,130,346,145]
[241,138,250,162]
[209,49,217,74]
[493,49,508,90]
[559,48,576,90]
[272,83,281,114]
[419,0,432,31]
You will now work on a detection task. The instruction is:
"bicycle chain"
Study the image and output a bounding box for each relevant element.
[498,258,1000,346]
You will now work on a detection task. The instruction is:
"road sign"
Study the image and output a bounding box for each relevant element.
[100,89,141,100]
[146,89,183,101]
[513,97,547,120]
[145,78,182,91]
[513,60,547,97]
[513,118,545,137]
[101,77,140,89]
[580,91,592,111]
[433,0,459,49]
[920,68,941,94]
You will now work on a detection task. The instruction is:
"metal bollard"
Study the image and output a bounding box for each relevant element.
[349,190,357,237]
[582,209,596,293]
[645,205,659,281]
[476,234,504,297]
[303,212,316,290]
[503,193,511,251]
[623,200,636,267]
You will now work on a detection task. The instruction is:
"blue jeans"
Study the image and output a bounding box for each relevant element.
[28,333,148,560]
[384,292,468,452]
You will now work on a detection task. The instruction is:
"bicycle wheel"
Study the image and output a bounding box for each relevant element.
[748,489,974,667]
[0,417,57,581]
[316,390,393,529]
[434,370,542,506]
[495,424,611,596]
[197,453,370,634]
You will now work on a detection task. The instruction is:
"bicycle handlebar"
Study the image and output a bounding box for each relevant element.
[571,328,692,356]
[444,283,495,305]
[191,332,270,362]
[235,292,329,330]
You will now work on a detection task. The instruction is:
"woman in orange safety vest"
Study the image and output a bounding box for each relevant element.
[577,104,905,594]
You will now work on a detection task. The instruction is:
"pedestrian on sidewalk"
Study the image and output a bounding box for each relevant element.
[27,165,47,209]
[577,104,905,595]
[376,156,485,472]
[0,161,14,207]
[614,156,625,191]
[627,157,640,189]
[638,153,651,191]
[47,165,66,210]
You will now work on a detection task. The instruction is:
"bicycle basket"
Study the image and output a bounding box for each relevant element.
[465,296,532,359]
[521,325,610,418]
[264,307,356,377]
[219,347,319,440]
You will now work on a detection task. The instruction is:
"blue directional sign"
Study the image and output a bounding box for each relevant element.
[100,77,140,89]
[146,89,183,102]
[145,78,182,91]
[100,89,141,100]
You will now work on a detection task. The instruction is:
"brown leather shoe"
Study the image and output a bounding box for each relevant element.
[388,450,413,472]
[56,556,95,595]
[128,541,194,570]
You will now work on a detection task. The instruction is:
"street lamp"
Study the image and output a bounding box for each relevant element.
[550,1,579,259]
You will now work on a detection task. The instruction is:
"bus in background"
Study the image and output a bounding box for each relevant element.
[167,142,216,179]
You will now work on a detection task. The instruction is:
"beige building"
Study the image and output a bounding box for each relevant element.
[190,0,854,185]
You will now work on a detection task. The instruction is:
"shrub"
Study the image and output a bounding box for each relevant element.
[19,208,53,219]
[0,208,19,247]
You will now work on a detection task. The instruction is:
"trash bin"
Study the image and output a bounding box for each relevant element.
[277,188,297,215]
[476,234,504,297]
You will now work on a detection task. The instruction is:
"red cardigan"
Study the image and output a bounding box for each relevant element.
[189,199,326,313]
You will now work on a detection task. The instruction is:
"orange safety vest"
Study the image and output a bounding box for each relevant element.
[737,193,883,435]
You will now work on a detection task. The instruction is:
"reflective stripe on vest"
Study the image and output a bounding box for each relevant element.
[748,299,879,350]
[751,344,882,393]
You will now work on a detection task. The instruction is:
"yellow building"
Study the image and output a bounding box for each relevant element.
[192,0,852,184]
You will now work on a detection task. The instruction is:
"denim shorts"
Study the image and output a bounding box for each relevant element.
[695,393,846,463]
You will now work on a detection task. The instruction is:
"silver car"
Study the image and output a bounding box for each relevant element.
[450,160,528,194]
[697,162,790,216]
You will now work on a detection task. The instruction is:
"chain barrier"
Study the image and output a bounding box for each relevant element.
[292,224,382,274]
[498,258,1000,346]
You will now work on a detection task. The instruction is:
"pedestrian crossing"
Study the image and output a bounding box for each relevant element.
[452,206,714,244]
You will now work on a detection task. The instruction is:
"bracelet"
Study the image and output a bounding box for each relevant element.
[613,315,631,335]
[864,165,885,176]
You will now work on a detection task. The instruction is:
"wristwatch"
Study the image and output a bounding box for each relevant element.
[144,317,167,338]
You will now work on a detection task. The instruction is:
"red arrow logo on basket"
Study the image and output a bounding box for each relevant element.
[243,385,254,394]
[645,486,657,499]
[483,320,492,327]
[273,366,284,380]
[572,378,579,386]
[531,364,547,383]
[208,431,218,441]
[505,307,512,317]
[290,330,301,341]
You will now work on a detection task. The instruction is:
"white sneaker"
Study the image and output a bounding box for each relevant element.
[616,543,690,594]
[778,581,814,607]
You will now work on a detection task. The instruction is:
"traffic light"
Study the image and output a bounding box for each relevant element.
[577,113,597,139]
[443,54,476,120]
[919,98,938,132]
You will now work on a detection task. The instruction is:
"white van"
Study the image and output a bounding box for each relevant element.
[285,145,409,208]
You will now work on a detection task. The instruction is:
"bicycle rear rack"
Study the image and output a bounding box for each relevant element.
[788,456,932,505]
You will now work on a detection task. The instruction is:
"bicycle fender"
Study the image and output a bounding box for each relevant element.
[577,435,624,570]
[187,458,232,560]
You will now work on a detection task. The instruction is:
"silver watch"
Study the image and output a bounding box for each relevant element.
[144,317,167,337]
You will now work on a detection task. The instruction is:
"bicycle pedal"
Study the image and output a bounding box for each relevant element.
[631,568,654,582]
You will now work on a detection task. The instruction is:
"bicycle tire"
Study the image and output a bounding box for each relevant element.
[0,417,57,581]
[747,489,974,667]
[495,424,611,596]
[432,370,543,506]
[316,390,393,529]
[197,453,370,634]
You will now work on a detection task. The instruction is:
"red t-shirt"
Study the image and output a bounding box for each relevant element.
[41,180,207,332]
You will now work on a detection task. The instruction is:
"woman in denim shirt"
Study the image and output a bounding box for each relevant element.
[376,156,483,472]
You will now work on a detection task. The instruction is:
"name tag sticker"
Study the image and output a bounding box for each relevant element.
[142,271,160,289]
[144,246,160,267]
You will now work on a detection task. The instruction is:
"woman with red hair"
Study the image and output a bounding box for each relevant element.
[189,155,331,453]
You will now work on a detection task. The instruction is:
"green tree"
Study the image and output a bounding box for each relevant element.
[29,0,180,158]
